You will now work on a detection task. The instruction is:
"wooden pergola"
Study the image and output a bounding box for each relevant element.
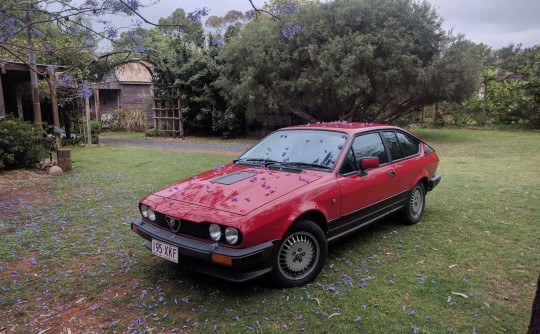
[0,61,68,126]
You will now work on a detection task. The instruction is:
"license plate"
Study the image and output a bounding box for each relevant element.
[152,239,179,263]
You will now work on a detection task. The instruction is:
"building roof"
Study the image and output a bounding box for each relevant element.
[114,62,153,83]
[91,61,153,90]
[0,61,69,83]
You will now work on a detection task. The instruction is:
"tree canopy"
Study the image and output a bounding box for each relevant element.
[216,0,485,123]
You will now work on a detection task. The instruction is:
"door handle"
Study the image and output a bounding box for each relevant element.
[388,171,396,177]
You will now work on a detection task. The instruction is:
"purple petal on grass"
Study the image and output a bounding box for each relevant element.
[408,309,415,316]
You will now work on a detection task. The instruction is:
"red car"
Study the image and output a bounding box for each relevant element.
[131,123,440,287]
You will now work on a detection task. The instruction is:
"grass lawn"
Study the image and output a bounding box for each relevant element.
[100,131,147,139]
[0,128,538,333]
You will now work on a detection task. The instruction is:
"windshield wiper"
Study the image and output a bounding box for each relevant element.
[276,161,332,170]
[234,158,278,166]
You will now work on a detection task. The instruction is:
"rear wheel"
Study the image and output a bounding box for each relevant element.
[271,220,327,288]
[403,182,425,225]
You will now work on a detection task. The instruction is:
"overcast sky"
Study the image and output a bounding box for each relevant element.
[135,0,540,49]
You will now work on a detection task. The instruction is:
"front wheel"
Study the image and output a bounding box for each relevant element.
[270,220,327,288]
[402,181,425,225]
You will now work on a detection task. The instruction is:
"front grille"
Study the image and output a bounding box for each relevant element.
[148,212,211,240]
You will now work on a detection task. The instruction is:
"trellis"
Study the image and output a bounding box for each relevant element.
[153,87,184,137]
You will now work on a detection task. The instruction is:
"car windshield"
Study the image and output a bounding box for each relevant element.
[237,129,348,171]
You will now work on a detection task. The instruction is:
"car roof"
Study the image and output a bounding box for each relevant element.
[283,122,401,134]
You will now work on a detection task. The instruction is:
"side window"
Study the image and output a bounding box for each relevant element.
[339,148,356,174]
[383,131,403,161]
[351,133,388,165]
[396,132,420,158]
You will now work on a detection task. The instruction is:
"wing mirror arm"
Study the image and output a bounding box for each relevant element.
[358,157,380,176]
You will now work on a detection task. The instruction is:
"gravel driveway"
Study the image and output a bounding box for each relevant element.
[99,137,253,156]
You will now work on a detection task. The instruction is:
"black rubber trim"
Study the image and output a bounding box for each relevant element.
[131,219,276,283]
[427,174,441,191]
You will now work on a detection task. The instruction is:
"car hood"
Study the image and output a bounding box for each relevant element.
[152,164,322,215]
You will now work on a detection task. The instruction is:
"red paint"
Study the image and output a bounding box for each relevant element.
[138,123,440,249]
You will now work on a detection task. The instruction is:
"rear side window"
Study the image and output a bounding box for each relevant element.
[396,132,420,158]
[351,133,388,164]
[383,131,403,161]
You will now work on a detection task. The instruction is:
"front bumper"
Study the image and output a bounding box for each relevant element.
[131,219,276,283]
[427,174,442,191]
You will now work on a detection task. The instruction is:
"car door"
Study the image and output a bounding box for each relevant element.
[382,130,422,194]
[332,132,398,238]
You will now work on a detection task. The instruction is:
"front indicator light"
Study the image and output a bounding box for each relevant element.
[225,227,239,245]
[211,253,232,266]
[209,224,222,241]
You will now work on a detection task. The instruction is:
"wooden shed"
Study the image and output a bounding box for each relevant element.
[90,62,154,128]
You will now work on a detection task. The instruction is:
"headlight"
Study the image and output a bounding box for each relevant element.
[225,227,239,245]
[209,224,222,241]
[147,207,156,221]
[140,204,148,218]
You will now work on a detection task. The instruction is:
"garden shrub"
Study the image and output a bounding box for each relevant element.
[0,117,48,170]
[90,120,101,144]
[119,108,148,132]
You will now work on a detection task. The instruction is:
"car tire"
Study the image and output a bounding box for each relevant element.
[270,220,327,288]
[403,181,425,225]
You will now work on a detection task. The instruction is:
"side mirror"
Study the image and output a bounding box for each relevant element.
[359,157,379,176]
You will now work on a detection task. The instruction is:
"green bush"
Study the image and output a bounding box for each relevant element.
[90,121,101,144]
[107,123,124,132]
[90,120,102,134]
[61,136,84,147]
[0,117,48,170]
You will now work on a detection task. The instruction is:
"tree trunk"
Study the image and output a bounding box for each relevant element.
[26,6,42,125]
[528,274,540,334]
[85,95,92,145]
[0,72,5,119]
[48,75,61,148]
[289,108,318,124]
